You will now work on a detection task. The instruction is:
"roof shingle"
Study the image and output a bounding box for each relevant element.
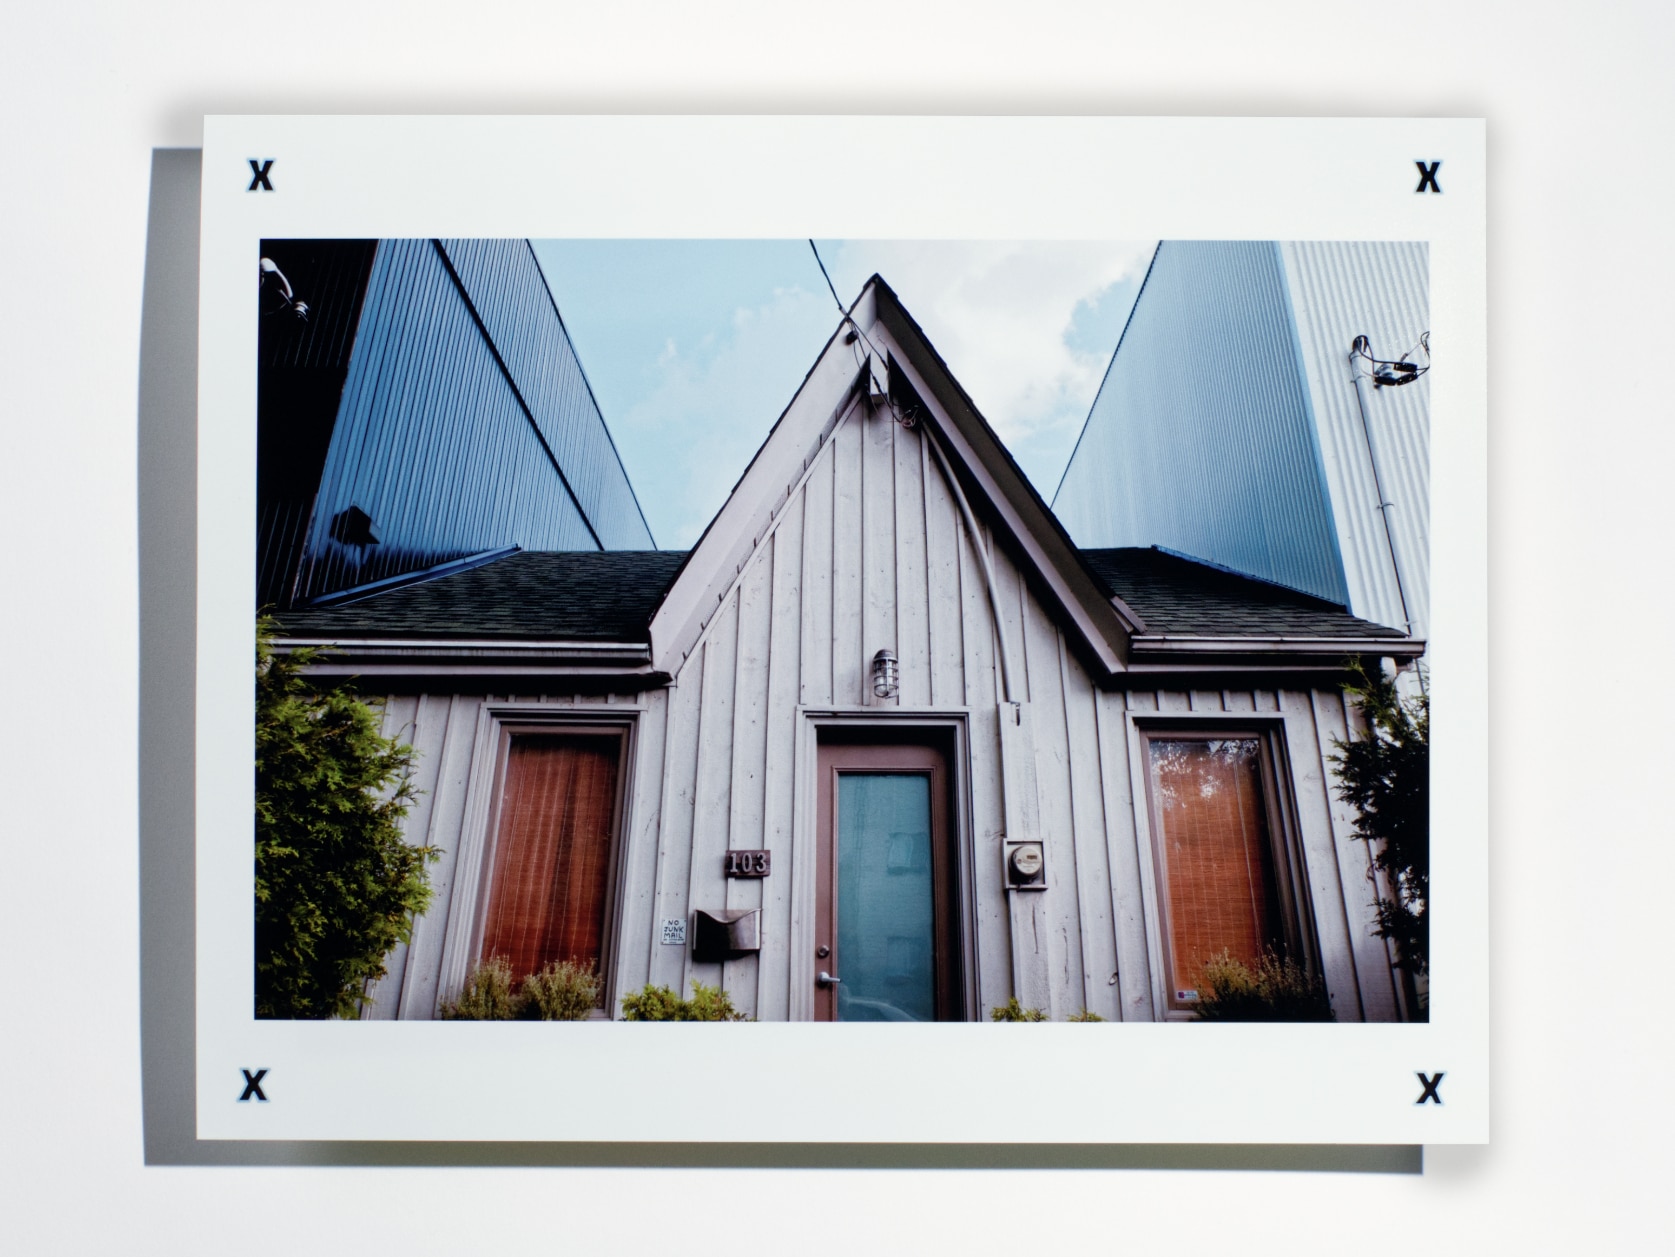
[1079,547,1406,639]
[272,550,688,642]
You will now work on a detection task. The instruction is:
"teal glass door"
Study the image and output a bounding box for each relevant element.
[836,773,935,1021]
[815,740,959,1021]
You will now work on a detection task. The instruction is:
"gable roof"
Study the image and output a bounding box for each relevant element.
[643,276,1142,681]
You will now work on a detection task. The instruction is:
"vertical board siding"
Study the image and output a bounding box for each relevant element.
[724,539,775,1017]
[1096,691,1153,1020]
[1052,241,1350,606]
[613,689,669,999]
[1278,688,1363,1020]
[1281,241,1430,636]
[1059,638,1122,1020]
[684,602,740,1000]
[758,504,806,1021]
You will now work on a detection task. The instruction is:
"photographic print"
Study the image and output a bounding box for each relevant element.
[198,117,1484,1144]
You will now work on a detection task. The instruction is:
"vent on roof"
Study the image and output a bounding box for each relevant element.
[329,505,380,546]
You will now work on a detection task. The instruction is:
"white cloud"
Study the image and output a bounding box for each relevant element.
[828,240,1154,447]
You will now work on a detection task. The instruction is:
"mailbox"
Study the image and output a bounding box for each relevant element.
[691,908,761,963]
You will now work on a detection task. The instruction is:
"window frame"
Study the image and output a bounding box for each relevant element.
[1126,712,1321,1021]
[434,703,640,1018]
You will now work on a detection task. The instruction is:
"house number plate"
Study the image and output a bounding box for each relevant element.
[724,850,771,878]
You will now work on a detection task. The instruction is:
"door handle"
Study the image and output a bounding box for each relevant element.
[816,970,841,987]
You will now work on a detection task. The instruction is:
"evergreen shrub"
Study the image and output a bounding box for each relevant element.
[255,620,434,1019]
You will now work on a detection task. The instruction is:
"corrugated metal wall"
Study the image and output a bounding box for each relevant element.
[1280,242,1430,637]
[285,239,654,605]
[1052,241,1349,605]
[439,240,653,550]
[256,239,380,607]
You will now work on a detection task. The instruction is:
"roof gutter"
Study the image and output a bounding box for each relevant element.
[272,636,666,687]
[1129,633,1426,659]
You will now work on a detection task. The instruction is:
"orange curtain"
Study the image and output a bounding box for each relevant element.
[480,734,620,980]
[1147,739,1279,999]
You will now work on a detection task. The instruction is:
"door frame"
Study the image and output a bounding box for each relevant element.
[792,708,975,1022]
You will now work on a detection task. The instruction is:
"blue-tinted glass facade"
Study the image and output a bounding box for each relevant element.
[1052,241,1348,606]
[257,238,654,609]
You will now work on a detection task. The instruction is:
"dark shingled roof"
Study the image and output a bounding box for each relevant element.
[1078,547,1407,639]
[272,545,1405,645]
[272,550,689,641]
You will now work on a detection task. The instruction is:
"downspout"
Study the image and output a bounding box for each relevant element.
[1349,339,1414,639]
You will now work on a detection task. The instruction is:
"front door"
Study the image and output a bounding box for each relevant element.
[814,740,961,1021]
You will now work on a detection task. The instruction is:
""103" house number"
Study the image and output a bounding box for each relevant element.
[724,850,771,878]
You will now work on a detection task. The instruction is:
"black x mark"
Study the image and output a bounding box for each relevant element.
[239,1068,268,1102]
[247,159,274,192]
[1415,1071,1444,1105]
[1414,160,1442,194]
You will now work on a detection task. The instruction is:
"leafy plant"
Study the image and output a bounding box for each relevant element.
[255,619,435,1019]
[1332,659,1429,1015]
[619,980,750,1021]
[1067,1008,1105,1022]
[989,998,1048,1022]
[439,956,600,1020]
[1191,949,1334,1022]
[440,955,519,1020]
[519,959,601,1021]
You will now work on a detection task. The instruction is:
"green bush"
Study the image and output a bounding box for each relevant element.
[989,998,1048,1022]
[519,959,601,1021]
[1191,949,1334,1022]
[440,957,601,1021]
[1066,1008,1105,1022]
[255,619,435,1019]
[620,981,750,1021]
[440,956,519,1020]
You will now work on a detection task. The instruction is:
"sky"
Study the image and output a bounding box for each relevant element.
[531,239,1156,550]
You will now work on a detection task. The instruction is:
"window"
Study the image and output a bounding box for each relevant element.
[1140,730,1312,1014]
[477,731,624,983]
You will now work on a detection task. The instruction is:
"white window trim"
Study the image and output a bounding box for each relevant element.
[433,702,642,1017]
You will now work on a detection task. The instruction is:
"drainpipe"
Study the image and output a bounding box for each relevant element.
[1349,338,1414,639]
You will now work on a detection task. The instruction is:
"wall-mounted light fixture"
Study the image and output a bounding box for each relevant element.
[871,648,899,700]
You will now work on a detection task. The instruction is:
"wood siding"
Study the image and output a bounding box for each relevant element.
[361,395,1401,1023]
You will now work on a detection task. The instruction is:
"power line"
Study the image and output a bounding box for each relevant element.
[808,239,845,314]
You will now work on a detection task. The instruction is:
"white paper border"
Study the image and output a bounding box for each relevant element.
[197,115,1486,1144]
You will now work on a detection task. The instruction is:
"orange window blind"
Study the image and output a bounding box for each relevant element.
[480,734,620,981]
[1147,738,1281,1000]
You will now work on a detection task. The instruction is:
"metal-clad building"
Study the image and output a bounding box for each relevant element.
[257,238,654,609]
[1052,240,1430,638]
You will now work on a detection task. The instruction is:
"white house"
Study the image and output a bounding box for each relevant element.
[276,277,1426,1023]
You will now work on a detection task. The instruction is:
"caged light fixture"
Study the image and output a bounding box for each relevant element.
[871,649,899,700]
